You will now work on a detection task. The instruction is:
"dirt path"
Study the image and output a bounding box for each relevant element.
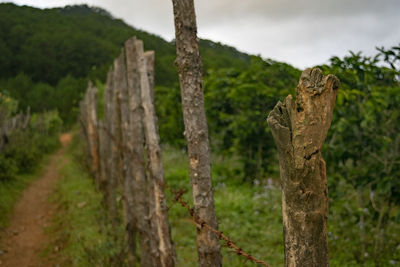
[0,133,72,267]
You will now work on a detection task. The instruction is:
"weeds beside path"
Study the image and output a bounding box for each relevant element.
[0,133,72,267]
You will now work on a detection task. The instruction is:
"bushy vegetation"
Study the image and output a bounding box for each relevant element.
[0,111,62,182]
[320,47,400,266]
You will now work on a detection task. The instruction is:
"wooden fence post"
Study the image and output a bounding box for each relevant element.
[103,66,120,227]
[125,36,160,267]
[87,82,100,183]
[113,49,138,265]
[97,120,109,198]
[136,39,176,267]
[172,0,222,266]
[267,68,339,267]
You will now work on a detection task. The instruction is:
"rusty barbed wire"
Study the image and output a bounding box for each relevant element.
[169,187,272,267]
[88,124,272,267]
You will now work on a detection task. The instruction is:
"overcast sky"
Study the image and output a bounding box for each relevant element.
[3,0,400,69]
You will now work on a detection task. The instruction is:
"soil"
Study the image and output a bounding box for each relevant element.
[0,133,72,267]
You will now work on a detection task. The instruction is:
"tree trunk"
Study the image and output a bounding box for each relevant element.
[267,68,339,267]
[172,1,222,266]
[135,39,175,267]
[125,37,159,267]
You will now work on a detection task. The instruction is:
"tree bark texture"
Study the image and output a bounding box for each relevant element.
[172,1,222,266]
[125,36,159,267]
[136,39,176,267]
[267,68,339,267]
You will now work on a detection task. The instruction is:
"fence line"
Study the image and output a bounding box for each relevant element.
[79,35,273,267]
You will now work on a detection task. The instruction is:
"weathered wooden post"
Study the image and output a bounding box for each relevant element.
[112,49,138,265]
[86,82,100,183]
[103,66,119,227]
[136,39,176,267]
[97,120,108,196]
[172,0,222,266]
[125,36,160,267]
[267,68,339,267]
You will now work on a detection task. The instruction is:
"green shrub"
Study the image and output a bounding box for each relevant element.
[0,154,18,181]
[4,131,40,174]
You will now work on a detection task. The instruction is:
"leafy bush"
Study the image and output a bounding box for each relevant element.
[1,110,62,178]
[204,56,300,180]
[4,131,40,174]
[320,46,400,266]
[0,154,17,181]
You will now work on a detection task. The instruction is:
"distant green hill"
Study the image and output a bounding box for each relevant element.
[0,3,253,125]
[0,3,251,86]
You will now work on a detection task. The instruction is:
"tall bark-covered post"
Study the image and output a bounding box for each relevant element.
[267,68,339,267]
[113,49,138,265]
[125,37,159,267]
[135,39,175,267]
[172,1,222,266]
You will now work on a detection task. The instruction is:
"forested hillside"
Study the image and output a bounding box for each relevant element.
[0,3,251,125]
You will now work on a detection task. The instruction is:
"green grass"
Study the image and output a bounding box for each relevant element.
[0,154,51,233]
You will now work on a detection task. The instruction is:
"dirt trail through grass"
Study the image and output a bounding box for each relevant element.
[0,133,72,267]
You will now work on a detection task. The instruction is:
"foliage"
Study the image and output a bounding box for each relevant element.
[154,84,185,146]
[319,46,400,265]
[204,56,300,180]
[0,73,86,127]
[0,110,62,181]
[0,91,18,123]
[0,154,18,182]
